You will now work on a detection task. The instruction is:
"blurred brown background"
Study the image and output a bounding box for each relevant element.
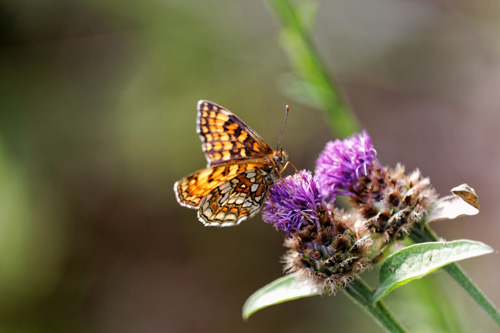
[0,0,499,332]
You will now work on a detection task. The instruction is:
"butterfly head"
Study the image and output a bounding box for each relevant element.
[274,148,288,169]
[265,149,288,185]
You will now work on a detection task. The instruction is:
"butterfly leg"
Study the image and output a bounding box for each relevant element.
[273,161,299,192]
[272,162,295,193]
[282,161,299,173]
[265,188,276,212]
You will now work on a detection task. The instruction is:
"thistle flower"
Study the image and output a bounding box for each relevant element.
[261,131,439,290]
[315,130,379,201]
[262,171,371,292]
[262,171,326,237]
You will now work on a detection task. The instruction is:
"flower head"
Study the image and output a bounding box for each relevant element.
[315,130,378,200]
[262,171,372,293]
[262,171,326,237]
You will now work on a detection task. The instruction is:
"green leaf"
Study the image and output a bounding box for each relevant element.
[242,273,320,320]
[428,184,479,223]
[373,240,493,302]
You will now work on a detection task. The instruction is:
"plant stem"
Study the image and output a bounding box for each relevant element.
[344,277,407,333]
[410,224,500,326]
[267,0,360,138]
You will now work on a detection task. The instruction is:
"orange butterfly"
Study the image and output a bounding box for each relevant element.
[174,100,288,226]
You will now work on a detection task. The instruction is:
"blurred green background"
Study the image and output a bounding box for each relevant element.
[1,0,499,332]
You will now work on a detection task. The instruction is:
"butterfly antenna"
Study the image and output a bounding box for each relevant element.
[276,105,289,151]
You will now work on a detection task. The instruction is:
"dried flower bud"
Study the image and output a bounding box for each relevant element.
[282,208,372,293]
[357,164,437,245]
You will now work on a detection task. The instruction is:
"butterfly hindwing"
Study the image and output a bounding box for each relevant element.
[197,100,274,166]
[198,168,270,226]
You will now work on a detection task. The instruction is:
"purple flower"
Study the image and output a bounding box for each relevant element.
[262,171,327,237]
[315,130,378,200]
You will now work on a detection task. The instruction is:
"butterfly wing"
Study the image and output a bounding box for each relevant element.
[197,100,274,167]
[198,168,270,226]
[174,161,270,209]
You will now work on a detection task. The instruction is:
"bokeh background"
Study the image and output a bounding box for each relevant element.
[1,0,499,332]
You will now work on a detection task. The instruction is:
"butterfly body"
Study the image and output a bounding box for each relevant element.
[174,100,288,227]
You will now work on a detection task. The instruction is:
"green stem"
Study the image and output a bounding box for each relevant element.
[410,224,500,326]
[267,0,360,138]
[344,277,407,333]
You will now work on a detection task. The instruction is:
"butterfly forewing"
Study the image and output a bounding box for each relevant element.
[197,100,274,166]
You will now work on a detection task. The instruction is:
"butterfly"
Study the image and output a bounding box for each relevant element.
[174,100,289,227]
